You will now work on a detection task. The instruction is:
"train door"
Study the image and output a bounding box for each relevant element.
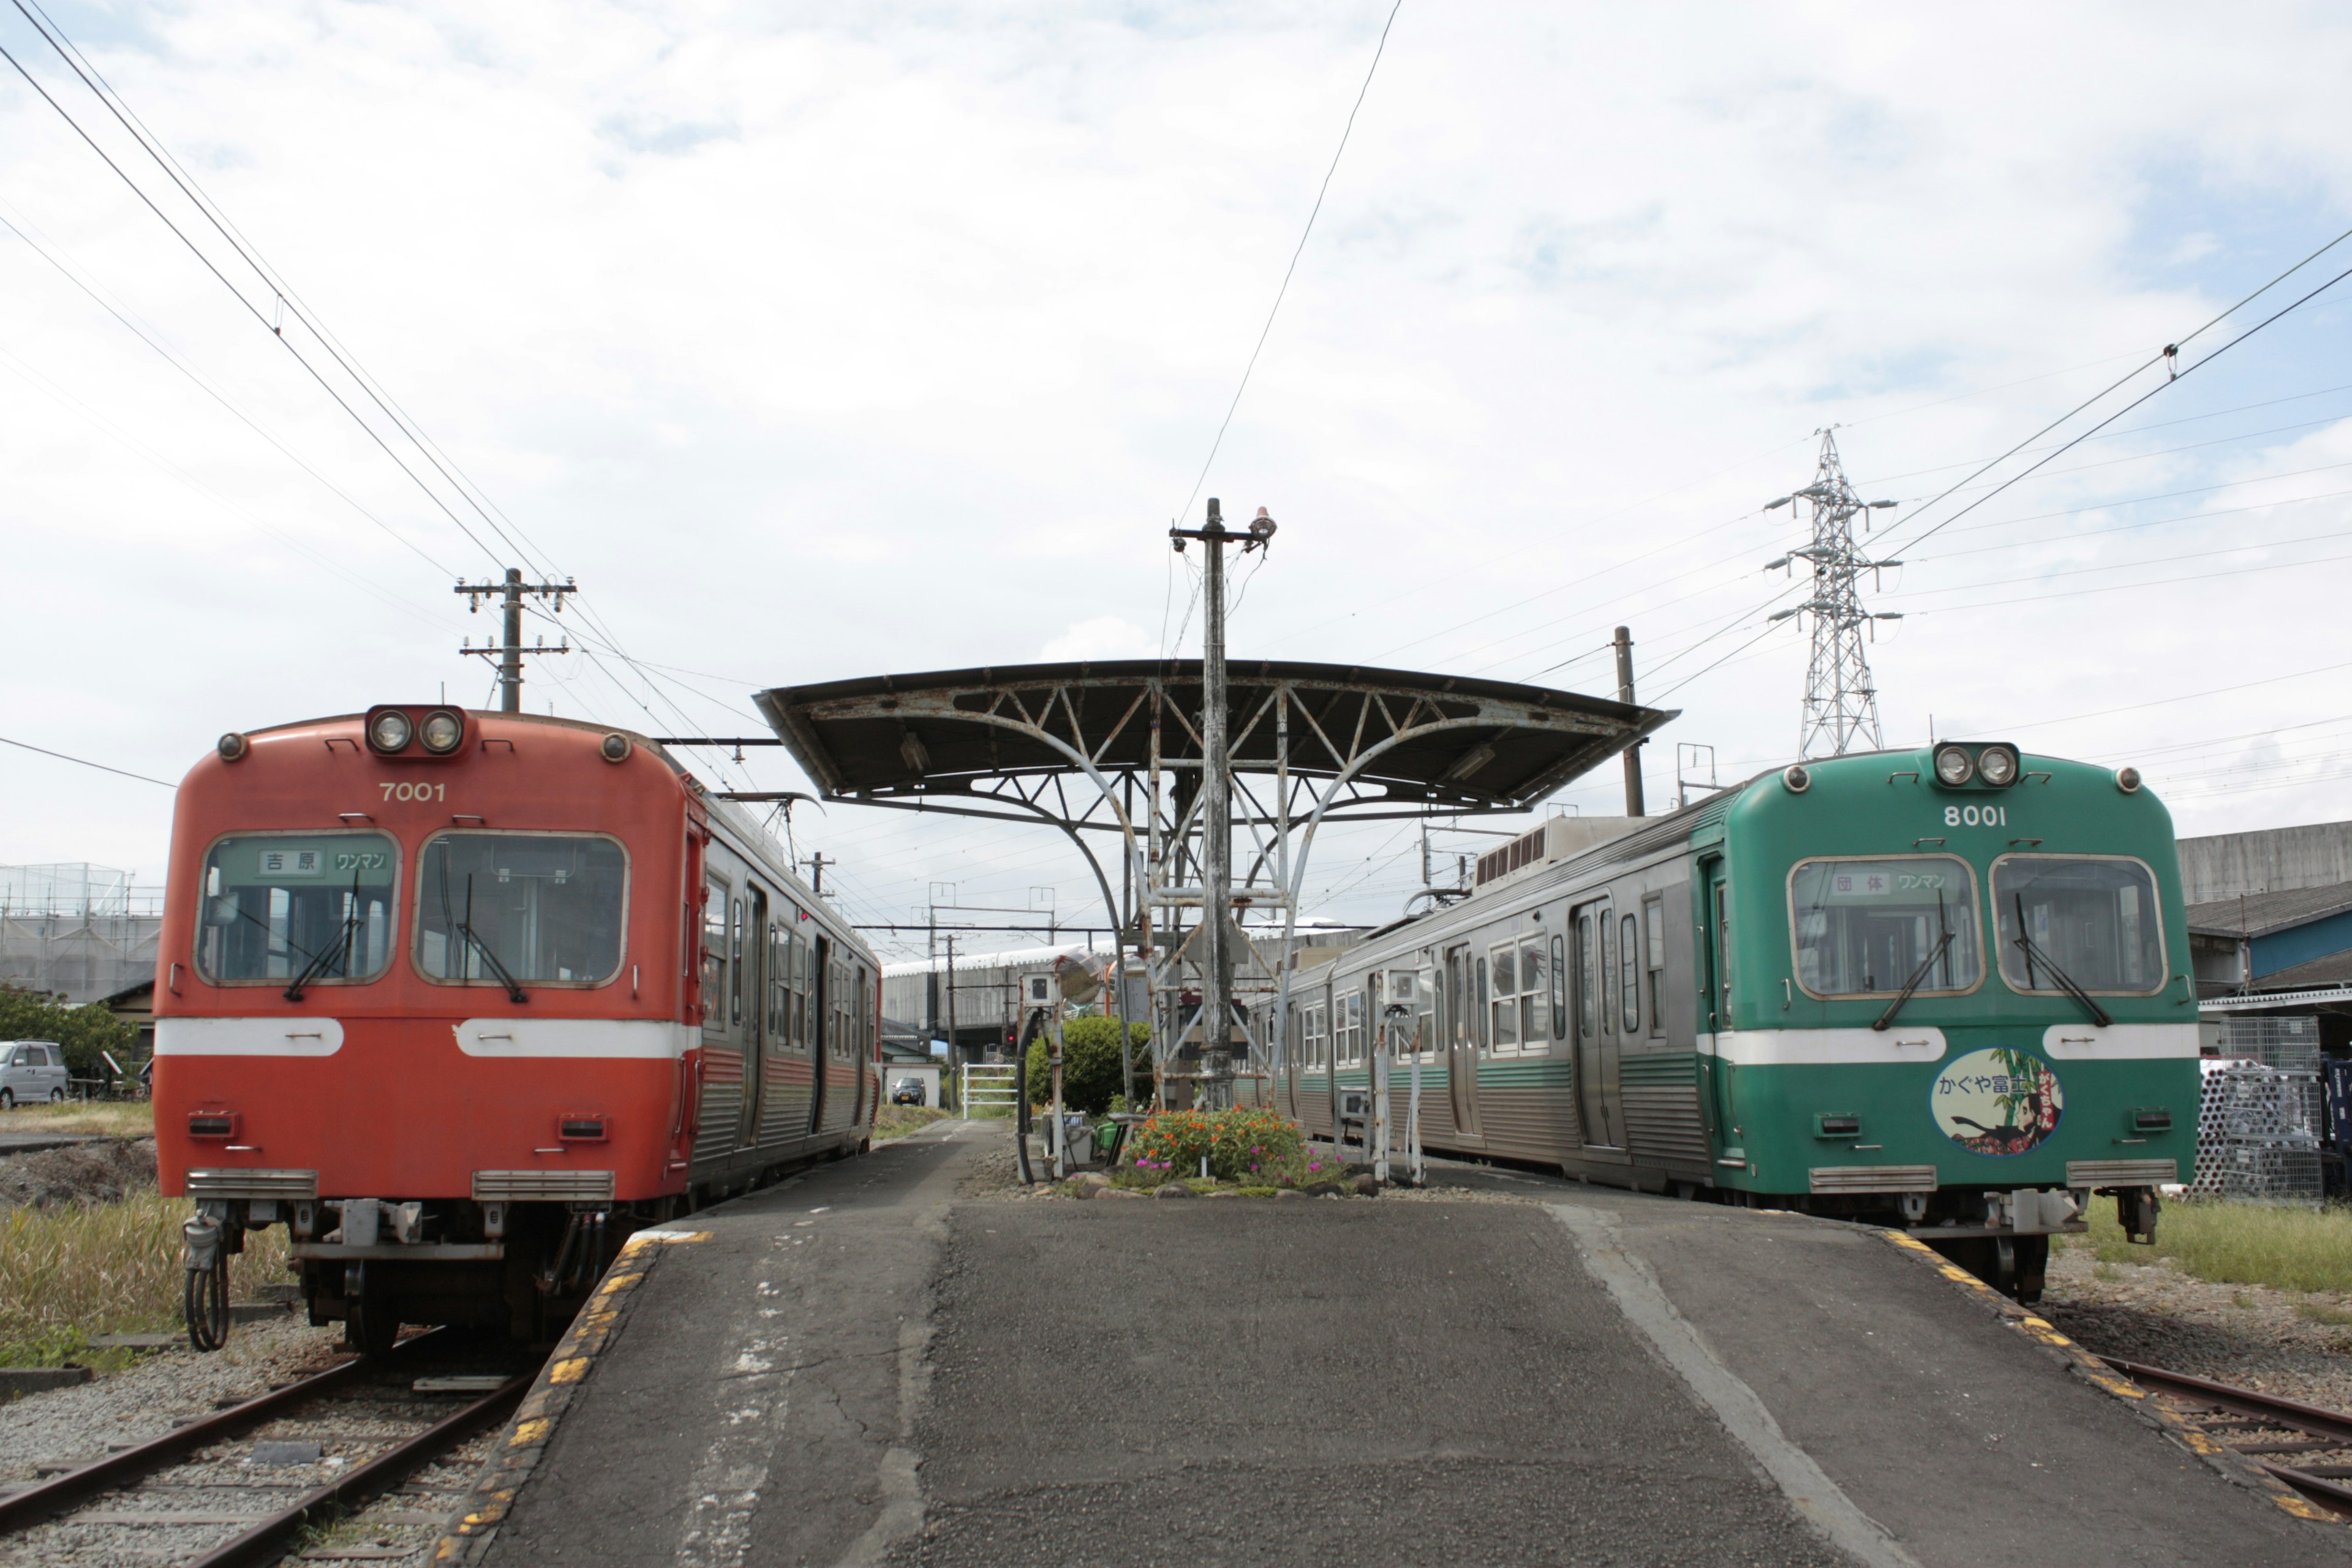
[694,866,744,1169]
[809,935,832,1133]
[1573,899,1624,1148]
[739,887,767,1149]
[1698,859,1733,1147]
[1442,943,1483,1141]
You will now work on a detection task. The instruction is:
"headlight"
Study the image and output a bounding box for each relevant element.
[369,710,413,753]
[1977,744,2019,787]
[1932,743,1974,786]
[420,709,464,754]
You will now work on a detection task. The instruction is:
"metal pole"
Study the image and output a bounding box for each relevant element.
[1049,1006,1066,1178]
[500,568,524,714]
[1200,499,1231,1108]
[1613,625,1644,817]
[944,934,957,1064]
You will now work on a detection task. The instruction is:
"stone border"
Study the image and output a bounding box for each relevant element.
[1874,1229,2337,1526]
[431,1228,710,1565]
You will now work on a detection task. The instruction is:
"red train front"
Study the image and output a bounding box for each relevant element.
[154,706,879,1350]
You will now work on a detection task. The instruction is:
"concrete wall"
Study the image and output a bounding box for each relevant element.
[2177,820,2352,903]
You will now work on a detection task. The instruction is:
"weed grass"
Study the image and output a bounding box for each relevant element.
[0,1101,154,1137]
[2068,1196,2352,1297]
[0,1189,291,1368]
[872,1106,951,1142]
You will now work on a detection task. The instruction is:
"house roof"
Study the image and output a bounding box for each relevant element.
[2184,881,2352,938]
[2249,948,2352,993]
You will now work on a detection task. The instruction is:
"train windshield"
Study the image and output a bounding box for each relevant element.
[1789,855,1981,998]
[197,833,399,985]
[415,833,627,987]
[1992,855,2165,995]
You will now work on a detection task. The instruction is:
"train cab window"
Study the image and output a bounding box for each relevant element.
[1789,854,1981,998]
[1992,855,2165,995]
[197,832,399,986]
[416,833,627,987]
[1619,914,1640,1033]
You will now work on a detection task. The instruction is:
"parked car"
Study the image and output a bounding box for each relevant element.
[890,1076,927,1107]
[0,1041,70,1107]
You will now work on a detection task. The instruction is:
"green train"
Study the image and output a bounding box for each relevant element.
[1269,741,2192,1301]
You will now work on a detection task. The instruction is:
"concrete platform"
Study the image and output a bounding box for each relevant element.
[466,1123,2351,1568]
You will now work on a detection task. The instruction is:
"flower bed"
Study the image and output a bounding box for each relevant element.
[1123,1107,1340,1187]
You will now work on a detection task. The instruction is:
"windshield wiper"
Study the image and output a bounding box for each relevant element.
[2011,893,2111,1027]
[284,872,363,1002]
[1874,887,1954,1031]
[456,873,529,1005]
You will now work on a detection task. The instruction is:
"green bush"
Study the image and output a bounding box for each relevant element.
[1024,1017,1152,1115]
[1126,1106,1309,1183]
[0,986,138,1079]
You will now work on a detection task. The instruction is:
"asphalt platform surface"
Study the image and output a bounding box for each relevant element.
[479,1122,2351,1568]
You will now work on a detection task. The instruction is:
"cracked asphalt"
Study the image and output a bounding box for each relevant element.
[479,1121,2351,1568]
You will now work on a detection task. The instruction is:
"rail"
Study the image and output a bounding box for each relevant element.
[2103,1356,2352,1517]
[0,1329,537,1562]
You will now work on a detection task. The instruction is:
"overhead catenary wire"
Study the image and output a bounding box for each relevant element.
[1171,0,1404,533]
[0,734,174,788]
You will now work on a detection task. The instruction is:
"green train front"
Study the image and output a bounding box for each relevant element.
[1704,742,2191,1296]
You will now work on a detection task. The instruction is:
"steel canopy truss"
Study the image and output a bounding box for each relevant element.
[754,660,1673,1102]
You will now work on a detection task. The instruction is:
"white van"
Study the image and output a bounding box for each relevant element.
[0,1041,69,1107]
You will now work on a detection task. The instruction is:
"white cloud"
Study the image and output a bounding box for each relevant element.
[1039,615,1153,663]
[2,2,2351,944]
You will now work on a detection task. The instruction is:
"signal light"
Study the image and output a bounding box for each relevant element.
[2116,766,2143,794]
[188,1112,236,1140]
[1782,764,1811,794]
[600,733,633,763]
[368,709,413,754]
[217,733,249,763]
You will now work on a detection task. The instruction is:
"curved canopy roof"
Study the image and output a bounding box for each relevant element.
[753,659,1673,824]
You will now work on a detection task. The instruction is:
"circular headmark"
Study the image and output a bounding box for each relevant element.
[1931,1048,2064,1158]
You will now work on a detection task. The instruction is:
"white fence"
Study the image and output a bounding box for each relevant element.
[960,1063,1020,1115]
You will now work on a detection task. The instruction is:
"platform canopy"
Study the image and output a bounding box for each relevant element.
[751,659,1673,832]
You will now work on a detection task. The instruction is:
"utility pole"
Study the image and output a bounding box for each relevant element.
[1764,431,1904,758]
[1613,625,1646,817]
[1169,497,1275,1107]
[456,568,575,712]
[944,935,958,1064]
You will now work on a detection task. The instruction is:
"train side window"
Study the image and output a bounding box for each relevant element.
[1474,956,1490,1054]
[1643,896,1666,1036]
[1550,933,1567,1040]
[1576,908,1600,1041]
[1519,934,1548,1047]
[768,921,787,1041]
[1488,941,1519,1052]
[1347,990,1365,1061]
[1619,913,1640,1033]
[701,879,729,1034]
[729,896,746,1030]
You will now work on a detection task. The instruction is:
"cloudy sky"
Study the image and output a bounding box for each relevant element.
[4,2,2350,956]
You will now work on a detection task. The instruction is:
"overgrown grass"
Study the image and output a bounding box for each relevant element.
[872,1106,951,1142]
[2067,1196,2352,1297]
[0,1191,292,1367]
[0,1101,154,1137]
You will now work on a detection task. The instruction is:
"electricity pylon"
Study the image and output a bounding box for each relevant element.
[1764,431,1902,758]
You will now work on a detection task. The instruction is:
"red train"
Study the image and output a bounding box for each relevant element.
[154,705,879,1350]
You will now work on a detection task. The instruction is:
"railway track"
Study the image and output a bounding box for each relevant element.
[0,1330,534,1567]
[2103,1356,2352,1519]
